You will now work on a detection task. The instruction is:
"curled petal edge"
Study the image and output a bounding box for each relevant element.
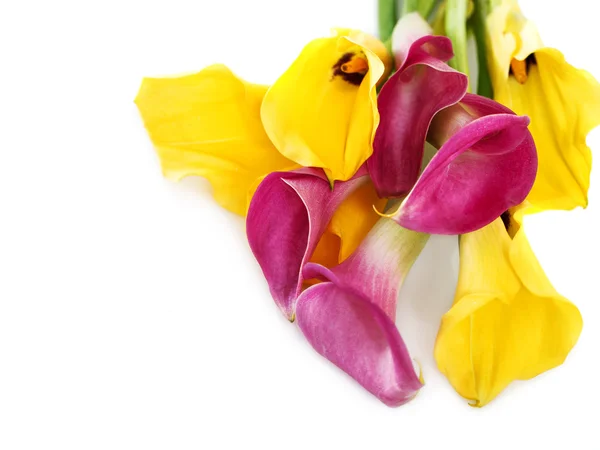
[246,168,367,319]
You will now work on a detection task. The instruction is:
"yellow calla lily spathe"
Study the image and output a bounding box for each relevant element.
[260,29,389,183]
[435,210,583,407]
[486,0,600,212]
[135,64,297,216]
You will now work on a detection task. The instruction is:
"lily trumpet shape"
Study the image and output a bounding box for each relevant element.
[261,29,390,183]
[247,168,383,320]
[486,0,600,211]
[385,94,538,235]
[435,207,583,407]
[135,64,296,216]
[296,218,429,407]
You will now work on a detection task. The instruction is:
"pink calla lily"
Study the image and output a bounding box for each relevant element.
[391,96,538,234]
[369,13,537,235]
[246,168,368,320]
[296,218,429,406]
[368,13,469,197]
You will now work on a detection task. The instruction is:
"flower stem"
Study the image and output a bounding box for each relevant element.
[471,0,493,98]
[402,0,438,19]
[445,0,470,82]
[378,0,398,44]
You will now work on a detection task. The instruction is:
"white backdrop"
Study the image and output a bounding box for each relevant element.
[1,0,598,448]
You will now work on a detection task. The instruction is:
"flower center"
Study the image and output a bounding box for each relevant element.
[341,56,369,74]
[510,59,528,83]
[332,52,368,86]
[509,54,537,84]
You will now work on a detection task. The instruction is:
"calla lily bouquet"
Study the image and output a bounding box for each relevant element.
[135,0,600,407]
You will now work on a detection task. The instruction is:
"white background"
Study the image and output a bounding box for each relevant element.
[1,0,599,448]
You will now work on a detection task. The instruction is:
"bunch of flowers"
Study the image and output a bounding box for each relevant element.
[135,0,600,407]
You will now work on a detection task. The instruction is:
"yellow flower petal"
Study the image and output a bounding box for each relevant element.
[486,0,600,211]
[308,232,341,281]
[486,0,544,100]
[329,180,387,261]
[135,64,296,216]
[310,181,385,270]
[502,50,600,210]
[261,30,387,182]
[435,217,583,407]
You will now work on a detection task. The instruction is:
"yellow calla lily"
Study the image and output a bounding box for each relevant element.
[261,29,389,183]
[435,207,583,407]
[135,64,297,216]
[486,0,600,211]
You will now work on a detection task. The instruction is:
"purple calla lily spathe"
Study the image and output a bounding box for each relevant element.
[296,283,421,407]
[391,102,537,234]
[368,13,469,198]
[296,218,428,407]
[246,168,368,320]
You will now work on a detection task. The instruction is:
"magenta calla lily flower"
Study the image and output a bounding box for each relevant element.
[246,168,368,320]
[369,13,537,235]
[368,13,469,198]
[296,218,429,406]
[390,95,538,234]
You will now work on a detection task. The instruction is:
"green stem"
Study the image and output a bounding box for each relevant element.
[445,0,470,82]
[378,0,398,44]
[471,0,493,98]
[402,0,419,15]
[402,0,438,19]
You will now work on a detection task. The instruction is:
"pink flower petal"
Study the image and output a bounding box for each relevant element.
[394,97,538,234]
[368,14,468,198]
[296,282,422,407]
[297,218,427,406]
[246,168,366,320]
